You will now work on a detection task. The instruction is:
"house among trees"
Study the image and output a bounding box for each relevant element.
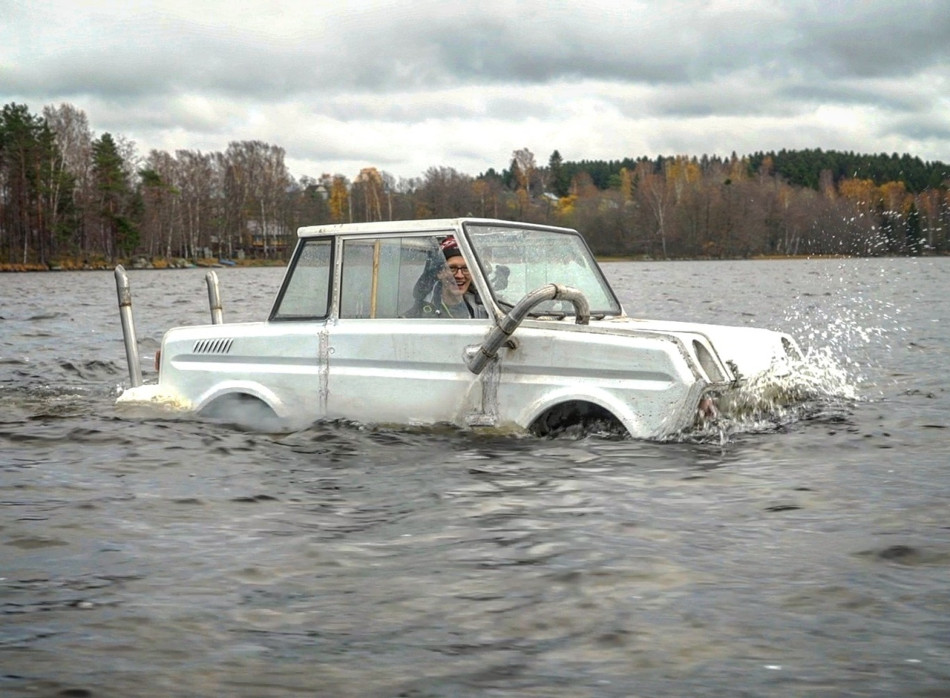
[246,220,290,257]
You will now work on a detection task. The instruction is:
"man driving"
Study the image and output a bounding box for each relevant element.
[404,236,487,318]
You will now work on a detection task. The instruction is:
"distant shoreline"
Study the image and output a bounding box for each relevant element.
[0,258,287,272]
[1,252,944,272]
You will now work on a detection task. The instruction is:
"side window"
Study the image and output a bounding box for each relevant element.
[271,239,332,319]
[340,236,441,318]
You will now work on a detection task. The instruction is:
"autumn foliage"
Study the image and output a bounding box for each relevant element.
[2,102,949,269]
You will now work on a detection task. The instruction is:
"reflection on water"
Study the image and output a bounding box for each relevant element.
[2,259,950,696]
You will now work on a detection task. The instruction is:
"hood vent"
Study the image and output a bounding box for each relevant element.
[193,338,234,355]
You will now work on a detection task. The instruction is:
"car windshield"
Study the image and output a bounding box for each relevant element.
[464,223,622,317]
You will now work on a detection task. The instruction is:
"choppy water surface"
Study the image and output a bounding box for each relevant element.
[2,258,949,697]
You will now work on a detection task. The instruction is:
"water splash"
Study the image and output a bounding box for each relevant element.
[684,261,907,443]
[788,298,902,391]
[722,348,855,418]
[678,350,854,444]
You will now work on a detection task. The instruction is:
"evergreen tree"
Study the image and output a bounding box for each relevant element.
[0,103,63,264]
[548,150,569,197]
[93,132,137,259]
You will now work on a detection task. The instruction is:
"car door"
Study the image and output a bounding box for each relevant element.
[324,233,493,427]
[266,236,333,421]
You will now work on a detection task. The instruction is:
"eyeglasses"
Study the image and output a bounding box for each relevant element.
[446,265,470,276]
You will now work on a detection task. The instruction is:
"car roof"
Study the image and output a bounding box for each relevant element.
[296,218,466,239]
[295,218,577,239]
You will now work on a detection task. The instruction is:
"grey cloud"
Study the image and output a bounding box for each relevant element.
[413,16,733,88]
[288,141,408,172]
[13,40,311,101]
[644,82,781,119]
[780,81,934,113]
[314,97,480,124]
[9,1,950,105]
[887,114,950,144]
[481,95,555,122]
[788,4,950,79]
[4,0,948,178]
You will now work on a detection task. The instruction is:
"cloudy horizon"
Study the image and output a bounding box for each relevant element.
[3,0,949,183]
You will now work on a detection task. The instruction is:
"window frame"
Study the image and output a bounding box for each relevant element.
[337,230,456,320]
[268,237,334,321]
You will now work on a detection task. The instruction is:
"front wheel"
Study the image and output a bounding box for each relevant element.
[529,400,627,439]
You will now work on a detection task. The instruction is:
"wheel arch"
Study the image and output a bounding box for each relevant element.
[521,388,639,438]
[194,381,287,421]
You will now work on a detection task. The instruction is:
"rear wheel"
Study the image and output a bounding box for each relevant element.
[199,394,281,431]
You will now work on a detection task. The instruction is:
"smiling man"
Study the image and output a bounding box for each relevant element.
[405,236,487,319]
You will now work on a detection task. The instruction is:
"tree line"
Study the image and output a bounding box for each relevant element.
[2,101,948,268]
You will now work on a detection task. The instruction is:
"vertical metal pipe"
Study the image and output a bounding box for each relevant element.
[114,265,143,387]
[206,270,223,325]
[369,240,381,318]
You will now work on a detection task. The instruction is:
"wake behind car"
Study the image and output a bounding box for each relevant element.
[115,218,802,439]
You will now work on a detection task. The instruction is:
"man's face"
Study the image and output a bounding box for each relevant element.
[439,255,471,298]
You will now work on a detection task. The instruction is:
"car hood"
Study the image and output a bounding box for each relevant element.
[591,316,801,380]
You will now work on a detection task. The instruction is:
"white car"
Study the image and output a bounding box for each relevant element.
[116,218,802,439]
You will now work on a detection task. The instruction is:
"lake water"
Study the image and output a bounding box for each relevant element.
[2,257,949,697]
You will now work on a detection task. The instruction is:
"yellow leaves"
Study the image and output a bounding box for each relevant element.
[328,175,349,222]
[556,194,577,215]
[727,156,747,183]
[838,178,876,202]
[839,178,912,212]
[878,180,908,211]
[355,167,385,221]
[515,187,530,215]
[665,156,700,185]
[619,167,633,202]
[661,156,702,204]
[356,166,382,187]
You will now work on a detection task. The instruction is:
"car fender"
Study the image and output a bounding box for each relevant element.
[519,386,644,436]
[193,381,288,419]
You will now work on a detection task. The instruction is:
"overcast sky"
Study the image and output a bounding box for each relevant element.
[3,0,949,182]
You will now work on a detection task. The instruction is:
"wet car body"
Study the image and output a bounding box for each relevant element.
[117,218,801,439]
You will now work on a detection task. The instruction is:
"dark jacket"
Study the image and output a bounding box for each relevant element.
[404,281,487,319]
